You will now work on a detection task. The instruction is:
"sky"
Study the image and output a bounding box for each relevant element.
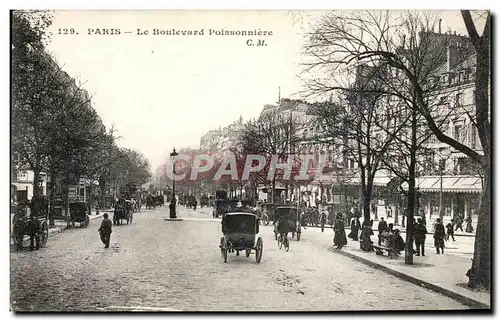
[44,10,479,171]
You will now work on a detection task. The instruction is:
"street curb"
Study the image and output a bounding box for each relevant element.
[328,247,490,309]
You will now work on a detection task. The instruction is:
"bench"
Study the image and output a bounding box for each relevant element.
[372,244,399,258]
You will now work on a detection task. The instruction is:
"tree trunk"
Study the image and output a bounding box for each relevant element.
[362,194,371,224]
[48,170,56,226]
[62,175,70,227]
[468,160,490,290]
[395,202,399,226]
[32,167,41,199]
[271,176,276,205]
[405,105,417,265]
[88,181,93,215]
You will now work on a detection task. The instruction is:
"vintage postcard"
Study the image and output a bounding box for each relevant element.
[10,9,491,312]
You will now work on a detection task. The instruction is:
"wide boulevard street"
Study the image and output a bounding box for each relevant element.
[10,205,468,311]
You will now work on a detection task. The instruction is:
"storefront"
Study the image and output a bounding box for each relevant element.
[404,175,482,219]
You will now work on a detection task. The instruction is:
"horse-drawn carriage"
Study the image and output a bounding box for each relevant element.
[273,206,302,241]
[156,195,164,207]
[69,201,90,228]
[219,212,263,263]
[11,200,49,251]
[186,195,197,209]
[113,201,133,225]
[200,195,210,208]
[146,195,156,209]
[213,190,228,218]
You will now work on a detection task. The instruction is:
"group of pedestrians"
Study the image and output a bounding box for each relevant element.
[339,212,468,257]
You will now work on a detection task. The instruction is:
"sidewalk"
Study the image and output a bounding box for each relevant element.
[303,227,490,309]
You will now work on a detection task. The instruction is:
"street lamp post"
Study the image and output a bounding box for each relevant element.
[169,148,179,219]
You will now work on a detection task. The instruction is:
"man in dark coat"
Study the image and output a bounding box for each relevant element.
[445,219,455,242]
[98,213,112,248]
[433,218,446,254]
[414,218,428,256]
[377,217,388,245]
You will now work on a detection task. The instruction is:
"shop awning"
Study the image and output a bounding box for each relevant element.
[402,176,483,194]
[310,172,391,187]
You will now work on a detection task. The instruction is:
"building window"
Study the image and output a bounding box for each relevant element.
[470,124,477,149]
[455,93,463,107]
[454,124,464,143]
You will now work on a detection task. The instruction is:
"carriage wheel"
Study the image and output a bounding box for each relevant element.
[284,237,290,252]
[255,237,263,263]
[220,237,228,263]
[245,249,251,257]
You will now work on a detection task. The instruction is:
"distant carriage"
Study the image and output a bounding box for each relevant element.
[213,190,229,218]
[113,201,133,225]
[200,195,210,208]
[186,195,197,209]
[146,195,156,210]
[273,206,302,241]
[69,201,90,228]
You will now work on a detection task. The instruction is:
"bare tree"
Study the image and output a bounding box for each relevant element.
[303,10,490,285]
[239,108,301,204]
[460,10,490,290]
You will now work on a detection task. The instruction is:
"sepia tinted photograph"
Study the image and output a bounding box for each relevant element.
[9,8,491,312]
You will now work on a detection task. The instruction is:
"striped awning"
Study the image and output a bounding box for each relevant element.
[402,176,483,194]
[310,172,391,187]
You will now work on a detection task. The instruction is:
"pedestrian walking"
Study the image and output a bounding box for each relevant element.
[445,220,455,242]
[455,214,464,232]
[433,218,445,254]
[333,213,347,250]
[465,215,474,233]
[414,218,428,256]
[98,213,112,248]
[348,217,360,241]
[377,217,388,246]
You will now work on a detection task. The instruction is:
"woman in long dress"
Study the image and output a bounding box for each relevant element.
[333,213,348,249]
[348,217,360,241]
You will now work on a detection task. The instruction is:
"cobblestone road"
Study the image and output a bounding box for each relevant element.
[10,206,467,311]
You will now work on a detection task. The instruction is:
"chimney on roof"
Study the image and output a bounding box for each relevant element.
[438,19,442,33]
